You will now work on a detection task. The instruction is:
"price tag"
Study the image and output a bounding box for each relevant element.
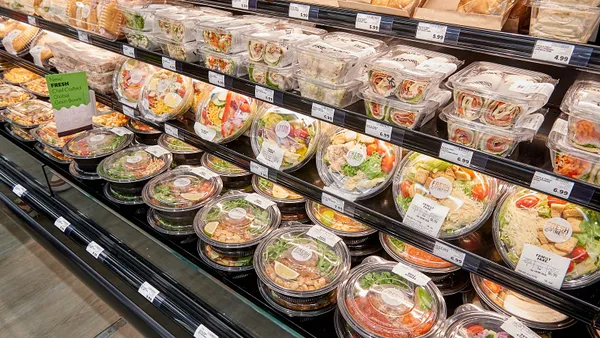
[355,13,381,32]
[433,242,465,267]
[138,282,160,302]
[256,141,284,169]
[122,105,135,117]
[553,119,568,136]
[518,113,544,131]
[111,127,133,136]
[245,193,276,209]
[289,3,310,20]
[532,40,574,65]
[190,166,219,180]
[164,124,179,138]
[194,122,217,141]
[403,194,450,237]
[122,45,135,58]
[12,184,26,197]
[439,142,473,167]
[54,216,71,232]
[194,324,218,338]
[509,81,554,98]
[250,161,268,179]
[255,86,274,103]
[77,31,89,43]
[501,317,540,338]
[365,120,392,141]
[145,145,170,157]
[392,262,431,286]
[311,103,334,123]
[530,171,574,199]
[162,57,176,71]
[306,225,341,247]
[515,244,569,290]
[232,0,249,9]
[208,71,225,87]
[86,241,104,259]
[27,16,37,26]
[322,192,344,213]
[416,22,447,43]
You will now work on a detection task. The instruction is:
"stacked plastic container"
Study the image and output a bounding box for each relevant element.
[60,0,126,40]
[119,2,172,51]
[443,61,556,157]
[1,22,40,56]
[529,0,600,43]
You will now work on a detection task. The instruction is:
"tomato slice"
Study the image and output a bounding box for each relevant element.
[471,183,489,201]
[548,196,567,206]
[515,195,540,209]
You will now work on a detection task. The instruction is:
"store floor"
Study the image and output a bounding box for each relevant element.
[0,200,145,338]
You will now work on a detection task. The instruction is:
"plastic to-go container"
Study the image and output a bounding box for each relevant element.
[97,145,172,183]
[246,61,296,91]
[201,153,252,192]
[367,45,461,104]
[139,69,193,122]
[317,128,400,200]
[113,58,154,108]
[201,47,246,76]
[157,134,202,165]
[92,112,129,128]
[529,1,600,43]
[380,233,459,274]
[251,175,307,222]
[2,25,41,56]
[2,67,41,85]
[297,74,361,108]
[336,257,446,338]
[0,84,32,109]
[305,200,375,239]
[31,122,81,149]
[21,77,49,97]
[194,87,257,144]
[470,274,574,330]
[122,28,161,50]
[63,127,134,173]
[493,187,600,289]
[436,308,515,338]
[67,0,125,40]
[35,142,72,164]
[559,80,600,154]
[198,240,254,272]
[199,18,271,54]
[126,119,161,145]
[158,38,200,63]
[359,88,451,129]
[5,123,35,142]
[118,3,170,31]
[394,152,498,239]
[154,10,204,43]
[445,62,556,128]
[2,99,53,129]
[440,103,544,157]
[250,104,320,172]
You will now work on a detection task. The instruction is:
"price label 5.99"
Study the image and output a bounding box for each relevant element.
[355,13,381,32]
[416,22,447,43]
[289,3,310,20]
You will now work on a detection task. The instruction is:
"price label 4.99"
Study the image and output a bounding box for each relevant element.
[532,40,574,65]
[355,13,381,32]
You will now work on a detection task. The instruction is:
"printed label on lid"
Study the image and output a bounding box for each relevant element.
[228,207,247,220]
[291,245,313,262]
[543,218,572,243]
[428,177,453,199]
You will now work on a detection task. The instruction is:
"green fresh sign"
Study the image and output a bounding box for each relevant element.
[45,72,90,110]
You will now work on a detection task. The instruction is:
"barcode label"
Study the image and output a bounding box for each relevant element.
[86,241,104,259]
[54,216,71,232]
[138,282,160,302]
[12,184,26,197]
[122,45,136,58]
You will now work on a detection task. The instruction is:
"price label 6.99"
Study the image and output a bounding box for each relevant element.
[439,142,473,167]
[530,171,574,199]
[364,120,392,141]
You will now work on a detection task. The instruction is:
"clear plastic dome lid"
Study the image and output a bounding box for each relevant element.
[139,69,193,122]
[63,127,133,159]
[0,84,32,108]
[305,200,375,237]
[493,187,600,289]
[394,152,498,239]
[379,233,459,274]
[251,104,320,171]
[143,167,223,212]
[127,119,160,134]
[438,309,511,338]
[254,225,350,297]
[201,153,250,177]
[97,145,172,183]
[31,121,81,149]
[3,99,53,128]
[337,257,446,338]
[251,175,305,203]
[193,192,281,248]
[316,128,401,200]
[113,58,155,107]
[195,87,257,144]
[158,134,201,154]
[560,80,600,121]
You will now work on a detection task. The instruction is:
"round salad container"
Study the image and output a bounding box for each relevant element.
[251,175,307,222]
[5,123,35,142]
[194,87,257,144]
[251,105,320,172]
[254,225,351,317]
[31,122,81,150]
[146,207,196,237]
[35,143,72,164]
[113,58,154,108]
[158,134,202,165]
[201,153,252,192]
[139,69,193,122]
[69,161,102,180]
[429,269,470,296]
[337,257,446,338]
[92,112,129,128]
[560,80,600,155]
[62,128,134,174]
[0,84,33,109]
[197,240,254,273]
[470,274,574,330]
[493,187,600,289]
[2,99,53,129]
[589,326,600,338]
[126,119,161,145]
[305,200,376,242]
[316,128,400,200]
[348,237,383,266]
[437,308,512,338]
[394,152,498,239]
[380,233,459,274]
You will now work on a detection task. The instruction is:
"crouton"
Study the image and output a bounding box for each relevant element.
[566,217,583,233]
[538,230,549,245]
[563,207,583,219]
[454,169,471,181]
[551,203,566,218]
[554,237,578,253]
[425,176,433,189]
[550,247,568,257]
[415,168,429,185]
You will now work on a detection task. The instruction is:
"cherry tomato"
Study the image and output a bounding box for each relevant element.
[294,128,308,139]
[515,195,540,209]
[177,88,186,97]
[366,144,378,156]
[239,102,250,113]
[462,168,477,179]
[375,140,390,156]
[571,246,589,262]
[466,325,484,335]
[471,183,489,201]
[483,279,502,294]
[401,180,413,198]
[548,196,567,206]
[176,76,183,83]
[567,261,575,273]
[381,154,395,173]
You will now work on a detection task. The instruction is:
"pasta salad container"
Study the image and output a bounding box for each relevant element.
[529,1,600,43]
[157,38,200,63]
[139,69,193,122]
[297,73,361,108]
[31,121,80,149]
[359,87,451,129]
[198,240,254,272]
[251,176,307,222]
[113,58,154,107]
[200,46,247,77]
[559,80,600,154]
[122,28,161,50]
[380,233,460,274]
[295,32,388,85]
[437,308,515,338]
[0,84,33,109]
[440,103,544,157]
[367,45,462,104]
[118,3,170,31]
[246,60,297,91]
[157,134,202,165]
[445,61,556,128]
[198,18,273,54]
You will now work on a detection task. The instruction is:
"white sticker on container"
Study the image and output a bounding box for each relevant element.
[86,241,105,259]
[228,207,247,220]
[77,30,89,43]
[355,13,381,32]
[164,124,179,138]
[127,155,143,164]
[250,161,269,179]
[306,225,341,247]
[532,40,573,65]
[501,317,540,338]
[321,192,344,213]
[191,166,219,180]
[543,218,573,243]
[110,127,132,136]
[439,142,473,167]
[255,86,274,103]
[161,56,176,71]
[428,177,453,199]
[515,244,569,290]
[122,105,135,117]
[12,184,27,197]
[232,0,249,9]
[403,194,450,237]
[380,287,409,306]
[54,216,71,232]
[518,113,544,131]
[245,193,276,209]
[275,120,291,138]
[509,81,555,99]
[415,61,456,75]
[27,15,37,26]
[174,178,191,187]
[122,45,135,58]
[289,3,310,20]
[553,119,568,136]
[256,141,284,169]
[291,246,313,261]
[365,119,392,141]
[392,262,431,286]
[194,122,217,141]
[530,171,574,199]
[346,144,366,167]
[145,145,170,157]
[138,282,160,302]
[433,242,465,267]
[194,324,218,338]
[311,103,334,123]
[208,71,225,87]
[415,22,447,43]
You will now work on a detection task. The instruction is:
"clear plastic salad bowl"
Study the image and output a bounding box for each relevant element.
[138,69,193,122]
[97,145,172,183]
[380,233,460,274]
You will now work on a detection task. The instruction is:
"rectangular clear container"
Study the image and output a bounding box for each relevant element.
[296,73,361,108]
[295,32,388,85]
[46,40,124,73]
[367,45,462,104]
[123,27,160,50]
[158,38,200,62]
[155,10,206,43]
[118,3,171,31]
[198,18,273,54]
[245,60,296,91]
[529,1,600,43]
[2,25,41,56]
[445,61,556,128]
[200,46,246,76]
[8,0,38,15]
[66,0,125,40]
[559,80,600,154]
